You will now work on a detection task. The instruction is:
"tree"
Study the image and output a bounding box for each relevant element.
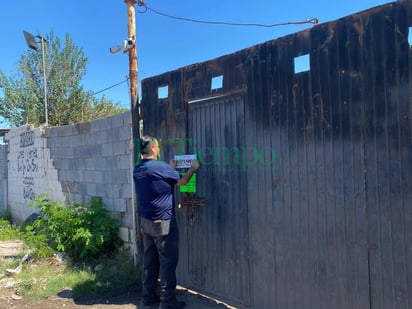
[0,31,126,127]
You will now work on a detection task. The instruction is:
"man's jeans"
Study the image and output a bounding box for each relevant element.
[140,217,179,304]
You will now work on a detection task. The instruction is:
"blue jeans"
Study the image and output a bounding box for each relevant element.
[141,217,179,304]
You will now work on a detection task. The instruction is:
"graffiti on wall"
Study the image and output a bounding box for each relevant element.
[20,131,34,148]
[18,131,38,200]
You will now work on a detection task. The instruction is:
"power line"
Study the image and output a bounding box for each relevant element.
[91,69,149,97]
[137,1,318,27]
[91,78,129,96]
[91,3,318,98]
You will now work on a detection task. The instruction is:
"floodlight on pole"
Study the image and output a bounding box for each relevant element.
[23,30,48,126]
[109,38,135,54]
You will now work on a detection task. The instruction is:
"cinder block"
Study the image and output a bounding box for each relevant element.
[48,127,59,138]
[111,113,126,129]
[90,119,102,133]
[81,134,93,145]
[91,116,112,132]
[101,197,115,211]
[50,147,74,159]
[112,141,127,156]
[117,152,134,170]
[121,200,135,227]
[119,126,132,140]
[46,137,56,148]
[57,126,69,136]
[96,183,111,197]
[69,193,84,204]
[84,158,96,170]
[86,183,97,196]
[91,171,104,184]
[69,135,84,147]
[73,122,91,135]
[112,198,127,212]
[74,145,102,158]
[82,170,95,183]
[60,180,78,194]
[119,227,131,242]
[77,183,88,195]
[121,184,132,198]
[51,159,66,170]
[110,170,130,184]
[91,131,108,144]
[94,157,113,171]
[101,143,114,157]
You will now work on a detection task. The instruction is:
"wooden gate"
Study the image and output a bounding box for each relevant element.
[140,1,412,308]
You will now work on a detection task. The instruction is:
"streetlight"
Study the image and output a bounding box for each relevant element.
[23,30,48,126]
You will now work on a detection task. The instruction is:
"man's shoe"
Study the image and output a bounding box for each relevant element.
[159,300,186,309]
[140,295,161,307]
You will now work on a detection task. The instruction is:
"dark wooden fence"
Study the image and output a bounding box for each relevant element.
[141,1,412,308]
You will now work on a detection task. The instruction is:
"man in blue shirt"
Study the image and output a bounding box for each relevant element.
[133,136,199,309]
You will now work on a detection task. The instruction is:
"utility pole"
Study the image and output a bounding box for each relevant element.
[124,0,142,264]
[125,0,139,143]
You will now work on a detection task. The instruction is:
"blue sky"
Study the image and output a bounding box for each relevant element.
[0,0,393,124]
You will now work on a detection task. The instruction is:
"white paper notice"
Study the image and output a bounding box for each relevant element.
[174,154,197,169]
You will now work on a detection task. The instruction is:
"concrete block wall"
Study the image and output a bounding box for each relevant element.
[0,144,7,213]
[6,125,65,223]
[45,112,134,235]
[4,112,135,247]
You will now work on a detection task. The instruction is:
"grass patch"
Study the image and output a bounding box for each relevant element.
[15,261,71,299]
[0,204,141,302]
[0,218,22,241]
[1,249,140,301]
[71,250,140,300]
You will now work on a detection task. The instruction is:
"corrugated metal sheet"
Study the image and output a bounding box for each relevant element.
[140,1,412,308]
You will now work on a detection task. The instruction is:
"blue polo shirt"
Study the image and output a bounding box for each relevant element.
[133,158,181,220]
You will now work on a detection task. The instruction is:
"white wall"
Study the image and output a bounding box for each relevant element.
[5,125,64,223]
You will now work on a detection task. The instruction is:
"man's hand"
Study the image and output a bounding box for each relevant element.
[176,160,200,186]
[190,160,200,171]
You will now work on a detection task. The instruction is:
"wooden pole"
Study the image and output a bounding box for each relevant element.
[125,0,139,142]
[124,0,142,264]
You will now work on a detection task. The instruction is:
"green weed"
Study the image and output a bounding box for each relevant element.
[0,196,140,301]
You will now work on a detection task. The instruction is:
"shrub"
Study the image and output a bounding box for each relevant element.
[0,218,22,240]
[29,195,122,262]
[0,209,12,223]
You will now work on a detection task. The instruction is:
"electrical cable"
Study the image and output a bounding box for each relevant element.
[93,2,318,97]
[91,78,129,96]
[137,0,318,27]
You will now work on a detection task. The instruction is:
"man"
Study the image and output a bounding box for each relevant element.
[133,136,199,309]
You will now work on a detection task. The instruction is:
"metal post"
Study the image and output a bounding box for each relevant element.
[22,30,48,126]
[40,37,48,126]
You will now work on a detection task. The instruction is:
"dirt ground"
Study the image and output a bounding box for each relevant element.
[0,241,235,309]
[0,283,235,309]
